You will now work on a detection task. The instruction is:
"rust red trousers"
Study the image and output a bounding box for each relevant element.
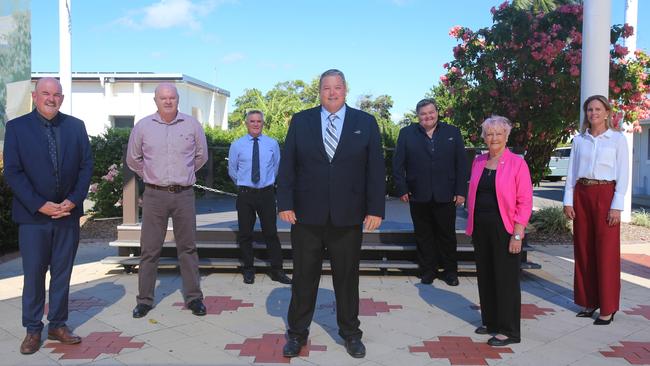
[572,182,620,316]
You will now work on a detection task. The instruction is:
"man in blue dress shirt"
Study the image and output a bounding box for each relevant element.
[228,110,291,285]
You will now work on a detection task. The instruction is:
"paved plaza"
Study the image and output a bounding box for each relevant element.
[1,240,650,365]
[1,185,650,365]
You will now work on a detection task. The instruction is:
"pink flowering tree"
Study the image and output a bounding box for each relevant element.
[87,164,124,218]
[437,2,650,183]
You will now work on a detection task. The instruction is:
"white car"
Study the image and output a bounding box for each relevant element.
[546,147,571,181]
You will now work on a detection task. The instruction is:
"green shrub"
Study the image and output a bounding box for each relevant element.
[88,128,131,217]
[0,154,19,254]
[631,209,650,228]
[529,206,570,235]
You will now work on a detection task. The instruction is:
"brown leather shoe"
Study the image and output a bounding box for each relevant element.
[20,332,41,354]
[47,326,81,345]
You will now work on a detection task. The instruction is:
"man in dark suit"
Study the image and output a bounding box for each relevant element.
[392,98,468,286]
[277,69,385,359]
[3,77,93,354]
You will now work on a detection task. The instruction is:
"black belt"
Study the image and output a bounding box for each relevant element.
[238,185,274,193]
[145,183,193,193]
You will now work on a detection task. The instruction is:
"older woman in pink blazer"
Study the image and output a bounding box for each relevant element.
[466,116,533,347]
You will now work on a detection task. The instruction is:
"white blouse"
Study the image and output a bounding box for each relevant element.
[563,129,629,210]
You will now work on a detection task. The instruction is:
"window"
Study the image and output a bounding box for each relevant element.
[111,116,134,129]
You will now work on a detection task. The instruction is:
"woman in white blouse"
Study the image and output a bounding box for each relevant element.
[563,95,629,326]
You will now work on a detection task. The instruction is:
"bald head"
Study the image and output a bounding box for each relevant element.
[32,77,64,120]
[154,83,179,123]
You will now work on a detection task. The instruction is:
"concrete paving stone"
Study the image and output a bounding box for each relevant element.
[81,356,128,365]
[113,345,186,365]
[132,326,191,348]
[571,352,633,366]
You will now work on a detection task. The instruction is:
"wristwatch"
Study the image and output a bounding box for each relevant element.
[513,234,522,241]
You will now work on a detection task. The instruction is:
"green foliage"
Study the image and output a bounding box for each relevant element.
[0,155,19,253]
[88,128,131,217]
[89,128,131,183]
[438,3,649,184]
[529,206,570,235]
[631,209,650,228]
[228,79,320,129]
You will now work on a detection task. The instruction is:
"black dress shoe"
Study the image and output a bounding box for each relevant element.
[475,326,489,335]
[488,336,520,346]
[243,270,255,284]
[188,299,207,316]
[576,308,598,318]
[132,304,153,318]
[594,311,616,325]
[344,338,366,358]
[443,273,459,286]
[269,269,292,284]
[282,337,306,358]
[420,272,436,285]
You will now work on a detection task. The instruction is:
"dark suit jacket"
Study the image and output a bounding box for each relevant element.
[277,105,385,226]
[392,122,468,203]
[3,109,93,226]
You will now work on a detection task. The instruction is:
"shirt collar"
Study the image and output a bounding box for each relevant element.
[152,111,184,125]
[34,109,60,126]
[247,133,263,140]
[586,128,613,140]
[321,104,346,121]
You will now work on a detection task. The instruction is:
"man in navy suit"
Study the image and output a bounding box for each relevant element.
[3,77,93,355]
[393,98,468,286]
[277,69,385,359]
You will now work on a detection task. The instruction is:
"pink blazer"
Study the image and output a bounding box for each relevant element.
[465,149,533,236]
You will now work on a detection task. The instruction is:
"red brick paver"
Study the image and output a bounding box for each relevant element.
[43,331,145,360]
[624,305,650,320]
[471,303,555,319]
[621,254,650,279]
[410,336,513,365]
[173,296,253,315]
[318,298,402,316]
[45,296,109,315]
[225,333,326,363]
[601,341,650,365]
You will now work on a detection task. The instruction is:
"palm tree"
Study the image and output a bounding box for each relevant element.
[512,0,581,13]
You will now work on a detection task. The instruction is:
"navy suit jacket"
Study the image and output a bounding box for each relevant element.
[3,109,93,226]
[277,105,385,226]
[392,122,468,203]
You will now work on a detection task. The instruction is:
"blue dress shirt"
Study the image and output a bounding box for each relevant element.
[321,105,346,146]
[228,133,280,188]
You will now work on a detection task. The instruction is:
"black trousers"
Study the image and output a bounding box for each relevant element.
[473,211,521,340]
[409,199,458,276]
[287,221,362,341]
[236,188,284,270]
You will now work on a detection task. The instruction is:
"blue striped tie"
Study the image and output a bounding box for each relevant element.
[324,114,338,161]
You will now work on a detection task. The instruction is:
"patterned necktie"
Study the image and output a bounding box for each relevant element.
[324,113,339,162]
[45,123,60,192]
[251,137,260,184]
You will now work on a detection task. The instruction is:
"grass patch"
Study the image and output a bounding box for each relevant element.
[631,209,650,228]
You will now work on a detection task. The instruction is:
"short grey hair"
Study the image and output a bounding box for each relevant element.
[481,115,512,138]
[319,69,346,89]
[415,98,438,114]
[245,109,265,122]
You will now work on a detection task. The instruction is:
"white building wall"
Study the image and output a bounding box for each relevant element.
[31,74,230,136]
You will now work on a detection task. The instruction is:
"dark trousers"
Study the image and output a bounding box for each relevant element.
[409,199,458,276]
[137,187,202,306]
[287,221,362,341]
[19,222,79,333]
[473,211,521,340]
[236,187,283,270]
[573,183,620,315]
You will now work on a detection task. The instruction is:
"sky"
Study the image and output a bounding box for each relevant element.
[30,0,650,122]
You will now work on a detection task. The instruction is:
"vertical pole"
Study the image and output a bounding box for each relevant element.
[59,0,72,114]
[621,0,638,222]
